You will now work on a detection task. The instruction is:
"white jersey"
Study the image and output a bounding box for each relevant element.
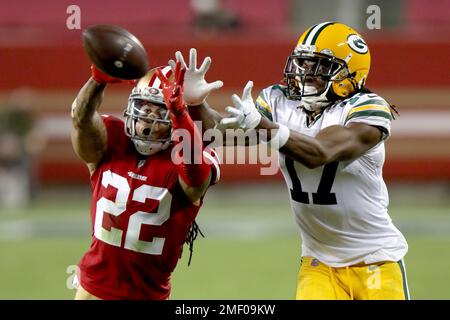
[256,84,408,267]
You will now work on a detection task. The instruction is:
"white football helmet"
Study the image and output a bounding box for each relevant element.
[124,66,173,156]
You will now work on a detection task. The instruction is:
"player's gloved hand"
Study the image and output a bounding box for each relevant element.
[155,61,187,117]
[90,65,136,85]
[168,48,223,106]
[220,80,261,130]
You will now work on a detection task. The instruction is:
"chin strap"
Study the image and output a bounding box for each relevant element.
[132,139,170,156]
[300,82,332,111]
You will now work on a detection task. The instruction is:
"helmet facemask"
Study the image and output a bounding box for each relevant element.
[284,49,348,111]
[124,87,172,156]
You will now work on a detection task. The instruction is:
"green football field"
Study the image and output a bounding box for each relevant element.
[0,184,449,299]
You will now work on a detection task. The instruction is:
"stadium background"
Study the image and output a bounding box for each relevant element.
[0,0,449,299]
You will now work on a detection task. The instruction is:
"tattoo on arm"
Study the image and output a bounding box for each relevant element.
[71,78,107,174]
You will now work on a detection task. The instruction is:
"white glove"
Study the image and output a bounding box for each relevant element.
[168,48,223,106]
[220,81,262,130]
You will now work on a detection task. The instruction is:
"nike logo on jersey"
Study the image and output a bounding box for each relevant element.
[137,159,146,168]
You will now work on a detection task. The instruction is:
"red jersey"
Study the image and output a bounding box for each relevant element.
[78,115,220,300]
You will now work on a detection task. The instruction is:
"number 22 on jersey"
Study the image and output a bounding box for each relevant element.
[94,170,172,255]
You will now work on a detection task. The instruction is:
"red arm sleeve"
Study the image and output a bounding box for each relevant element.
[157,62,212,188]
[171,109,211,187]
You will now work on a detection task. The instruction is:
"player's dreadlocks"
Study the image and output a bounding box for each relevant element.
[185,220,205,266]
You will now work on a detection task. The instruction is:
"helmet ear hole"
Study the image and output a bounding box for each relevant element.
[331,78,357,98]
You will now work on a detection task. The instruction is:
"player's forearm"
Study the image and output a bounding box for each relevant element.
[188,102,222,131]
[257,117,329,169]
[71,113,106,165]
[71,78,107,170]
[172,110,211,187]
[280,132,330,168]
[172,110,212,203]
[71,78,106,127]
[258,117,381,168]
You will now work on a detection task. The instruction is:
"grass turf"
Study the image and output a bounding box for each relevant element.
[0,187,449,299]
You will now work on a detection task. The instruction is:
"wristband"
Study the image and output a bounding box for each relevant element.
[268,123,290,150]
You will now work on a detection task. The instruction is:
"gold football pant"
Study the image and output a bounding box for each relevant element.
[296,256,410,300]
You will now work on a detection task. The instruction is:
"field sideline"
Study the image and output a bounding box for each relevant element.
[0,184,449,299]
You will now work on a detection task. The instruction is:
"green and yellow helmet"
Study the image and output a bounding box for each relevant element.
[284,22,371,101]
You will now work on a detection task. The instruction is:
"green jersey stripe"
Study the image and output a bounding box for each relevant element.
[256,104,273,121]
[352,98,388,108]
[346,110,392,122]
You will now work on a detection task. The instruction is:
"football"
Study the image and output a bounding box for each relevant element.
[82,24,149,80]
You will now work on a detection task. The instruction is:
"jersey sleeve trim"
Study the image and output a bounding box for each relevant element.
[347,109,392,121]
[352,98,389,108]
[255,96,273,121]
[346,105,392,122]
[344,94,392,140]
[256,96,272,113]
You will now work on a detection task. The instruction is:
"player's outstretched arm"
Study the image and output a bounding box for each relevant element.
[71,65,134,174]
[156,62,212,204]
[259,116,382,169]
[71,78,107,175]
[188,101,224,131]
[71,65,125,174]
[221,80,382,167]
[168,48,224,130]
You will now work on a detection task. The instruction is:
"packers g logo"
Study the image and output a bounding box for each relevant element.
[347,34,368,54]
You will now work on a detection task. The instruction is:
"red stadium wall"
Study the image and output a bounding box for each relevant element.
[2,38,450,90]
[1,24,449,184]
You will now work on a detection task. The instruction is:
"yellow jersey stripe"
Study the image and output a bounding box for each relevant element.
[256,97,272,113]
[348,104,391,116]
